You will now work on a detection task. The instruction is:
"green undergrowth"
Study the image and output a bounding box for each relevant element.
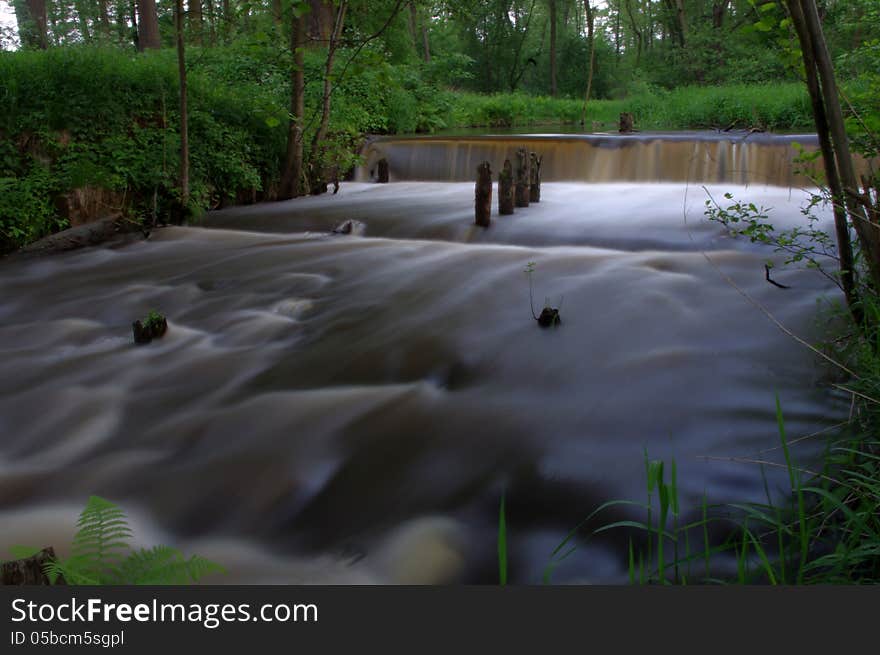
[528,395,880,585]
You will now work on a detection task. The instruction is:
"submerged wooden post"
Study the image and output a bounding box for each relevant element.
[619,112,634,133]
[498,159,515,215]
[529,152,543,203]
[475,161,492,228]
[377,158,389,183]
[515,147,530,208]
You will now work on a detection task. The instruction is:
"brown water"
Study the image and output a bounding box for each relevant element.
[0,134,848,583]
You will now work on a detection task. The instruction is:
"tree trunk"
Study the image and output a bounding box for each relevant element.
[175,0,189,214]
[549,0,557,96]
[137,0,161,50]
[15,0,49,49]
[581,0,596,125]
[308,1,347,194]
[798,0,880,293]
[189,0,204,42]
[280,9,306,200]
[785,0,858,320]
[97,0,112,35]
[272,0,282,25]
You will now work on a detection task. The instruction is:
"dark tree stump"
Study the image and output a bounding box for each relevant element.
[529,152,543,203]
[537,307,561,328]
[1,548,64,585]
[132,315,168,345]
[515,147,530,208]
[475,161,493,228]
[498,159,515,215]
[619,112,634,133]
[377,158,389,183]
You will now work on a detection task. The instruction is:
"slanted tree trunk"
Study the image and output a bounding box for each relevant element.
[137,0,161,50]
[280,6,307,200]
[175,0,189,215]
[787,0,879,319]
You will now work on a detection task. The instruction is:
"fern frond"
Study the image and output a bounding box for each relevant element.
[68,496,133,581]
[43,556,100,585]
[115,546,226,585]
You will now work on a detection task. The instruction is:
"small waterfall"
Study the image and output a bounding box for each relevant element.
[356,133,822,187]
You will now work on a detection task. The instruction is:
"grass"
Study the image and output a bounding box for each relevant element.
[524,391,880,585]
[448,83,814,132]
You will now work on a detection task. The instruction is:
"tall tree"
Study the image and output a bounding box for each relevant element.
[13,0,49,49]
[548,0,557,96]
[137,0,161,49]
[309,0,348,193]
[175,0,189,212]
[280,2,307,200]
[581,0,595,124]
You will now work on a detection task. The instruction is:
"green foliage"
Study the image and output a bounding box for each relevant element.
[143,310,166,331]
[40,496,224,585]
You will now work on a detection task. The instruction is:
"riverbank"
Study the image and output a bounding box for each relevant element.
[1,46,815,255]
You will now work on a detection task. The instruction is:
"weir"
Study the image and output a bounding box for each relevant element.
[357,132,822,187]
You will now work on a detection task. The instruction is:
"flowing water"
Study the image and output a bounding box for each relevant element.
[0,133,849,583]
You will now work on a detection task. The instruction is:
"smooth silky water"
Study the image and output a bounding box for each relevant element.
[0,133,849,583]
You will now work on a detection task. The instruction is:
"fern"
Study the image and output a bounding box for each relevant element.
[40,496,223,585]
[114,546,226,585]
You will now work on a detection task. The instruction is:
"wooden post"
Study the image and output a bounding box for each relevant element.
[529,152,543,203]
[377,158,389,183]
[498,159,515,215]
[475,161,492,227]
[515,147,530,208]
[619,112,634,133]
[1,548,63,585]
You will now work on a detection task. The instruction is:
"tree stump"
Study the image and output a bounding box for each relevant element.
[619,112,634,133]
[529,152,543,203]
[498,159,515,215]
[377,158,389,183]
[1,548,64,585]
[515,147,530,208]
[475,161,493,228]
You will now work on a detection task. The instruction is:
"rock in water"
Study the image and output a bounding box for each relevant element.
[332,220,366,235]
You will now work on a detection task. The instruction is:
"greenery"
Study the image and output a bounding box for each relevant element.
[534,396,880,584]
[5,0,880,586]
[5,496,224,585]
